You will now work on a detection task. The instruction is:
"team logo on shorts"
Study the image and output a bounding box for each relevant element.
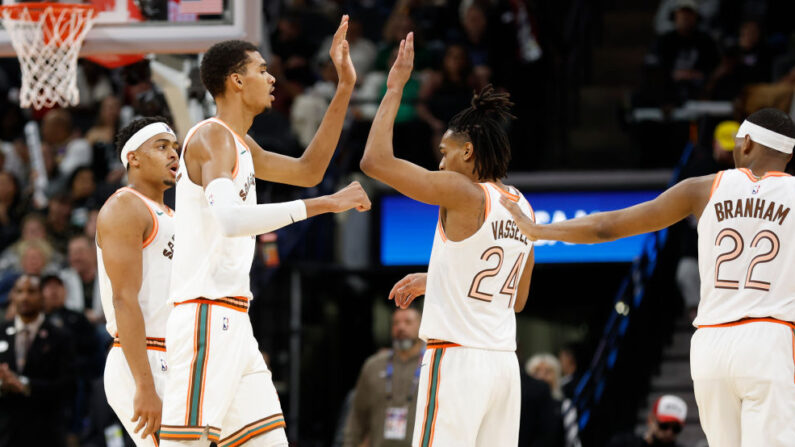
[161,358,168,372]
[222,317,229,331]
[752,184,761,195]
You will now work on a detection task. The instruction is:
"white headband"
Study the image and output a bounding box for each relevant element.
[736,120,795,155]
[121,122,177,168]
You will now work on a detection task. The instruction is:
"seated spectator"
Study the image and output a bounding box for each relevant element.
[68,166,99,229]
[558,344,581,400]
[41,109,92,195]
[459,4,493,88]
[0,171,26,252]
[417,43,476,151]
[707,20,773,100]
[645,0,719,104]
[607,395,688,447]
[46,193,79,255]
[527,353,582,447]
[60,235,102,324]
[0,275,76,447]
[0,239,61,309]
[343,307,424,447]
[0,213,64,273]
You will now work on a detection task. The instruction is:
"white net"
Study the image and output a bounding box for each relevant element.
[0,4,96,110]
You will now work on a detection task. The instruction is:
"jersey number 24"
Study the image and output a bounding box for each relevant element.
[468,246,525,308]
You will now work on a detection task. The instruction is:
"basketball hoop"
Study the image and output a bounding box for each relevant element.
[0,2,96,110]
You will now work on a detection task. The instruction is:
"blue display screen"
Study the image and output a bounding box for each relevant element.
[379,190,662,265]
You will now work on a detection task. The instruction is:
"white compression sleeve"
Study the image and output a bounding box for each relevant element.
[204,178,307,238]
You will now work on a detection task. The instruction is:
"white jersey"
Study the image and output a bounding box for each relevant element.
[169,117,257,303]
[98,187,175,338]
[420,182,535,351]
[695,168,795,326]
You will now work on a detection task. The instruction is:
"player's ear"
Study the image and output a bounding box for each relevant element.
[463,142,474,161]
[742,134,753,155]
[230,73,243,90]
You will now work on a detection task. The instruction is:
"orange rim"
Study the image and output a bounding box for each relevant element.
[0,3,96,19]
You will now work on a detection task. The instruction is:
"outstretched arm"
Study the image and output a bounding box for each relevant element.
[359,33,481,209]
[251,15,356,187]
[188,122,371,239]
[96,194,161,440]
[502,175,716,244]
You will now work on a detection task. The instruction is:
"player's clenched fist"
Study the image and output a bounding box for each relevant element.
[329,181,371,213]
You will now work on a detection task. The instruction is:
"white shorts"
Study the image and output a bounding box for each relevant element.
[411,342,520,447]
[691,318,795,447]
[104,338,168,447]
[160,298,287,446]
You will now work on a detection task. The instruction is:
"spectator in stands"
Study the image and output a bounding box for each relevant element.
[558,345,580,399]
[0,213,63,273]
[45,193,77,255]
[60,234,101,324]
[527,354,582,447]
[0,238,61,310]
[707,19,772,100]
[646,0,719,104]
[417,43,475,150]
[85,95,121,147]
[459,3,493,89]
[0,275,76,447]
[271,14,317,88]
[76,60,114,110]
[41,109,92,194]
[519,371,563,447]
[343,307,424,447]
[68,166,98,229]
[607,395,688,447]
[0,171,25,252]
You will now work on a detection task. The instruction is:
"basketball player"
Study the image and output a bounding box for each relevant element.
[503,108,795,447]
[159,16,370,447]
[96,117,179,446]
[360,33,534,447]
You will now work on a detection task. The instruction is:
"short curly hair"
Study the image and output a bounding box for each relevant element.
[115,116,172,165]
[200,40,260,97]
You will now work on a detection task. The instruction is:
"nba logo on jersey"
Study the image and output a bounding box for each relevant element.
[161,358,168,372]
[752,184,761,195]
[223,317,229,331]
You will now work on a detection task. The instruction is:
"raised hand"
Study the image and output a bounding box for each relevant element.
[329,15,356,87]
[386,32,414,90]
[499,196,540,241]
[389,272,427,309]
[329,181,372,213]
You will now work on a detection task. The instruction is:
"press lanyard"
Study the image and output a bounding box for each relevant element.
[385,347,425,403]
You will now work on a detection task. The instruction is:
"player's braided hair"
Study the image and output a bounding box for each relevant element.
[448,84,516,180]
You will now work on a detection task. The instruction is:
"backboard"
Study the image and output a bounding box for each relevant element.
[0,0,262,56]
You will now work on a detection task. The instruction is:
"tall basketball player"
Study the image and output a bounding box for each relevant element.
[159,16,370,447]
[360,33,534,447]
[503,108,795,447]
[97,117,179,446]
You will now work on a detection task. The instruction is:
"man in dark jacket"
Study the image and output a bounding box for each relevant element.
[0,274,76,447]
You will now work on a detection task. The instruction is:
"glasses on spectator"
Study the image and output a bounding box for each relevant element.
[657,422,683,434]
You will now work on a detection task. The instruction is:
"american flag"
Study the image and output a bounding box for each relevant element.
[178,0,223,15]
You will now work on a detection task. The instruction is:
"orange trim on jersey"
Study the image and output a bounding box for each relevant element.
[478,183,491,220]
[151,433,159,447]
[208,118,250,179]
[428,348,444,447]
[709,171,724,199]
[117,187,159,248]
[174,297,250,312]
[426,340,461,349]
[791,328,795,385]
[739,168,792,182]
[112,337,166,352]
[697,317,795,330]
[197,305,211,426]
[436,210,448,243]
[489,182,520,202]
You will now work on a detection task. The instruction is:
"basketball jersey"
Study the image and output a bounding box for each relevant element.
[98,187,175,338]
[420,183,535,351]
[694,168,795,326]
[169,117,257,303]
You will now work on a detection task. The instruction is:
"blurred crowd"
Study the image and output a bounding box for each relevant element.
[637,0,795,111]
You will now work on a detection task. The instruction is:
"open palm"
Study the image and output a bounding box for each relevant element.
[386,32,414,90]
[329,15,356,86]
